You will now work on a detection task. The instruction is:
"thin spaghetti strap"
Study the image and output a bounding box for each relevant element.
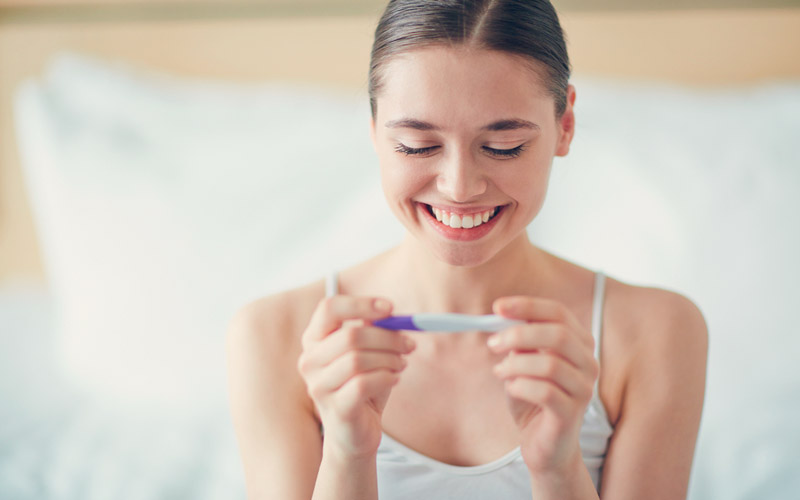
[591,272,606,393]
[320,271,338,438]
[325,271,339,298]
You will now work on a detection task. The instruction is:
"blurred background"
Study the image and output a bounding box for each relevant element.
[1,1,799,499]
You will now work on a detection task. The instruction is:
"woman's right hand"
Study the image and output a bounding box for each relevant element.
[297,295,416,460]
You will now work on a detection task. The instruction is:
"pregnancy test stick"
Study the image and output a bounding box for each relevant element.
[373,313,524,333]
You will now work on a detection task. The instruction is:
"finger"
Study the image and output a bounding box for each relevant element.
[337,370,401,411]
[494,352,594,402]
[307,351,407,398]
[311,325,416,370]
[492,296,587,344]
[504,377,574,421]
[488,322,595,372]
[305,296,393,342]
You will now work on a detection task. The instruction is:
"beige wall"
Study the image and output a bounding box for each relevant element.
[1,7,799,284]
[1,0,798,11]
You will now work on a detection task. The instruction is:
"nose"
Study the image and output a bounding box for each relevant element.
[435,152,488,202]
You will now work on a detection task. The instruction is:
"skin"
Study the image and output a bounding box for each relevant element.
[226,45,709,500]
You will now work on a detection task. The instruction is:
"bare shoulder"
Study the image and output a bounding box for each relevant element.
[602,276,709,424]
[228,280,325,349]
[224,279,327,500]
[604,276,708,361]
[225,278,328,422]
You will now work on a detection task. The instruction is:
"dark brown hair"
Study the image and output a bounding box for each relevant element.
[369,0,571,119]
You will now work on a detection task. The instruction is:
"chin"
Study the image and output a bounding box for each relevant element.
[430,242,496,268]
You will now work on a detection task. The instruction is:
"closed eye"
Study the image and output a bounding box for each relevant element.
[394,143,440,156]
[394,142,526,158]
[482,144,526,159]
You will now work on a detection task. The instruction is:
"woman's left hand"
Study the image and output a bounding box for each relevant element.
[488,296,599,475]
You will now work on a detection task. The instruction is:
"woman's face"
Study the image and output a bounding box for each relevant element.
[371,46,576,267]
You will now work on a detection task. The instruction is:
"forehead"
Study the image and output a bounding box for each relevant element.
[376,46,554,128]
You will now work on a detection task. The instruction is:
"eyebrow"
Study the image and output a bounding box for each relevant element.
[484,119,540,132]
[384,117,540,132]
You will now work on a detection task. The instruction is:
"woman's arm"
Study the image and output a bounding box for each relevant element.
[599,288,709,499]
[226,289,413,500]
[226,292,323,500]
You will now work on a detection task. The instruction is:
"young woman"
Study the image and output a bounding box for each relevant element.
[226,1,708,499]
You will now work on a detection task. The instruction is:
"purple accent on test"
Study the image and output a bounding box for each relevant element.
[372,316,421,331]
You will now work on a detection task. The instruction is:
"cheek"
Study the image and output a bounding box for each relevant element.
[497,159,552,210]
[379,154,431,198]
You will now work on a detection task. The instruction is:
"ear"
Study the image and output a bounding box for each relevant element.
[554,84,576,157]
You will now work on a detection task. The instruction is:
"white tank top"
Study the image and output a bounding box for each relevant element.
[324,271,614,498]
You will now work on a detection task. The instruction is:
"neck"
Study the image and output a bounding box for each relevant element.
[389,232,547,315]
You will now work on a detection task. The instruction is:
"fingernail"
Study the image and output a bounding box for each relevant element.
[494,298,514,315]
[404,337,416,351]
[374,298,391,312]
[503,299,520,314]
[487,335,502,349]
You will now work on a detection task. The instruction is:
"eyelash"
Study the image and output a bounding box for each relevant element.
[393,143,526,159]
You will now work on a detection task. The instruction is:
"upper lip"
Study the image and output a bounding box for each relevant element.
[421,202,504,215]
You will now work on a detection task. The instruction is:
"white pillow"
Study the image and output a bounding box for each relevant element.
[14,52,402,414]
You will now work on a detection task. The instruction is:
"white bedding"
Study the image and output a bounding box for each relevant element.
[0,284,244,499]
[5,52,800,499]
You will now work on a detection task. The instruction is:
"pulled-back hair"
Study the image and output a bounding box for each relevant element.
[369,0,571,119]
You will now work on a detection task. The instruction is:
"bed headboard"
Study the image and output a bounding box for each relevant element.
[1,0,799,284]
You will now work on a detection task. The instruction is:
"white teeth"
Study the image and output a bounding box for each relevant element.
[429,205,501,229]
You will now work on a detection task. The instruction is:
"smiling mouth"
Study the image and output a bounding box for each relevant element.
[423,203,505,229]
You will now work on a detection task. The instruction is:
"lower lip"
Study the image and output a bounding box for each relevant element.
[419,203,506,242]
